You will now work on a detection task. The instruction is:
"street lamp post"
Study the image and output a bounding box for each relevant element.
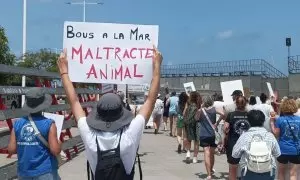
[66,0,103,22]
[21,0,27,106]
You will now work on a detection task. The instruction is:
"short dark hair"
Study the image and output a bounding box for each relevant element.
[249,96,257,105]
[260,93,268,103]
[171,91,176,96]
[216,94,223,101]
[247,110,265,127]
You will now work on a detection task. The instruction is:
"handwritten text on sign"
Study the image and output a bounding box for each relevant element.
[63,21,159,84]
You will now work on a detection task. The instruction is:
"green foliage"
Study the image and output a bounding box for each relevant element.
[0,26,17,85]
[18,48,59,72]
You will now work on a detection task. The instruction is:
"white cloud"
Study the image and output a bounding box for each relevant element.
[217,30,233,40]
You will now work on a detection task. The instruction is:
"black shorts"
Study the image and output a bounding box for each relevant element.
[163,111,169,117]
[200,137,217,148]
[277,155,300,164]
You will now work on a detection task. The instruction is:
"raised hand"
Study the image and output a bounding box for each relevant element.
[153,45,163,68]
[57,49,68,75]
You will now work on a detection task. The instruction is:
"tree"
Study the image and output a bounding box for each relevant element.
[18,49,59,72]
[0,26,17,85]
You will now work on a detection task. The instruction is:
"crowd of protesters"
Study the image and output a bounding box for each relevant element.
[5,47,300,180]
[156,90,300,180]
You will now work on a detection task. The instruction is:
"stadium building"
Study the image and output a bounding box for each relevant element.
[160,59,289,98]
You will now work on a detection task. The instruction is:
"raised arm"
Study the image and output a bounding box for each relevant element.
[216,110,225,126]
[57,49,85,121]
[139,46,162,121]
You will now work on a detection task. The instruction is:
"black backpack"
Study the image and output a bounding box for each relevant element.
[87,130,143,180]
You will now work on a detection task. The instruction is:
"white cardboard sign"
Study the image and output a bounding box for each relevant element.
[220,80,244,104]
[63,21,159,85]
[266,82,275,97]
[43,112,64,140]
[183,82,196,94]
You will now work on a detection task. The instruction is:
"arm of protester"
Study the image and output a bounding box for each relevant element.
[183,102,188,117]
[270,133,281,158]
[194,109,201,120]
[270,117,280,138]
[232,133,245,158]
[138,46,162,122]
[57,49,86,121]
[48,123,62,156]
[7,129,17,155]
[216,110,225,126]
[223,112,231,134]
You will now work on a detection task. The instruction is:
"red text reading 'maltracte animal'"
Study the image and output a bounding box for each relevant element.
[71,45,154,64]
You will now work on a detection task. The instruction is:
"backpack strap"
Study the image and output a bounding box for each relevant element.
[87,161,95,180]
[28,115,49,148]
[136,151,143,180]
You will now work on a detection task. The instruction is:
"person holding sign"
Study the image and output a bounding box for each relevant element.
[57,47,162,180]
[8,88,62,180]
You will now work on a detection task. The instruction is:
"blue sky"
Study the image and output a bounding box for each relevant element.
[1,0,300,74]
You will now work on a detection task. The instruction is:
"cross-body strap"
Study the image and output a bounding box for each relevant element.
[28,115,49,148]
[285,118,300,155]
[201,108,216,130]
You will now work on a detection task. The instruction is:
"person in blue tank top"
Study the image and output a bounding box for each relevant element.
[8,88,62,180]
[167,92,179,137]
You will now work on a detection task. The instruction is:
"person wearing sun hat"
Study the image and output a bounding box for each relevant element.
[57,46,162,179]
[8,87,62,180]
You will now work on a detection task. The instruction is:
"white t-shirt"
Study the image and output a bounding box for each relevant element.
[153,99,163,115]
[213,101,225,124]
[77,115,145,175]
[253,103,274,132]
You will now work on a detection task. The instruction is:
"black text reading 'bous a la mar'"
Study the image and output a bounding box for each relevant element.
[66,25,155,81]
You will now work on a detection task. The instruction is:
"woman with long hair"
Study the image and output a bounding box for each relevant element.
[177,92,189,153]
[184,91,201,163]
[271,98,300,180]
[224,96,251,180]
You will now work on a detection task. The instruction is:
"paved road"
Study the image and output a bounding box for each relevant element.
[59,129,229,180]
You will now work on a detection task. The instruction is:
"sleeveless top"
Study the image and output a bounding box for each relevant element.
[199,107,217,138]
[169,96,179,113]
[14,116,58,177]
[163,97,170,113]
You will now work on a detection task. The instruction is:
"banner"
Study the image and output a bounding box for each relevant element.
[220,80,244,104]
[63,21,159,84]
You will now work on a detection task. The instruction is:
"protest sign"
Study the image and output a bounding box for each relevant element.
[220,80,244,104]
[266,82,275,97]
[43,113,64,140]
[183,82,196,94]
[63,21,159,84]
